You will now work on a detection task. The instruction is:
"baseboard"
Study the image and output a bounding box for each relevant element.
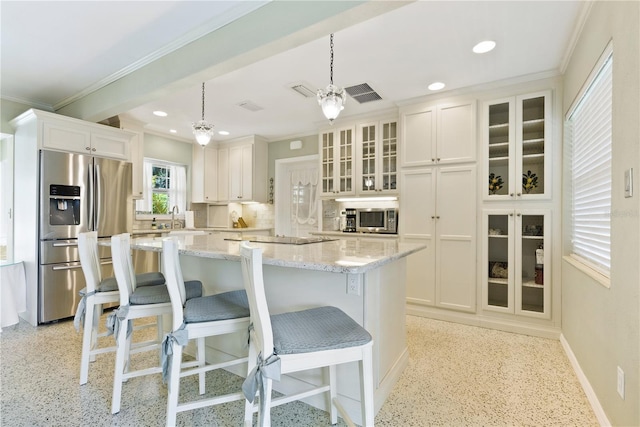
[560,334,610,427]
[407,303,561,339]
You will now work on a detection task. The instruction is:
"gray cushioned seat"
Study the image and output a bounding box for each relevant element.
[184,290,249,323]
[271,306,372,355]
[129,280,203,305]
[97,272,166,292]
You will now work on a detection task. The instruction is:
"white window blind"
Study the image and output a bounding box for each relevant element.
[566,50,613,275]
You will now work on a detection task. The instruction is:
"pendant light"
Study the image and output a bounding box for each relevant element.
[317,33,345,124]
[192,82,214,146]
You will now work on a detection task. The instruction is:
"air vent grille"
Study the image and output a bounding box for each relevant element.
[290,84,317,98]
[237,100,264,112]
[344,83,382,104]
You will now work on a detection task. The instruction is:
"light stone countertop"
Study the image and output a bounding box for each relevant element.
[128,234,426,274]
[131,227,272,235]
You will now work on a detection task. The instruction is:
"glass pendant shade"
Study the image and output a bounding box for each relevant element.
[192,82,213,146]
[192,120,213,146]
[317,84,345,124]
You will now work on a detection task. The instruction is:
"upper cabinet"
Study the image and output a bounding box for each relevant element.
[192,145,219,203]
[357,120,398,195]
[228,136,268,203]
[400,100,476,168]
[319,126,356,197]
[484,90,551,200]
[41,117,131,160]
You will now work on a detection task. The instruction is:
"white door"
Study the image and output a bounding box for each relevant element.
[275,155,319,237]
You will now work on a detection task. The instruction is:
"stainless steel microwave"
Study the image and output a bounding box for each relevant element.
[356,208,398,234]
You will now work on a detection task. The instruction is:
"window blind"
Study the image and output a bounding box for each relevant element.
[566,52,613,275]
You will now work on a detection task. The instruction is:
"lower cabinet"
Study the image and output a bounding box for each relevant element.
[482,209,550,318]
[401,165,476,312]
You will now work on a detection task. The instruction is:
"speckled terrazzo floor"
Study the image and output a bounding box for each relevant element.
[1,315,598,427]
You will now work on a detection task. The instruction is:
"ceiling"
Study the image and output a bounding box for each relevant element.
[1,1,586,144]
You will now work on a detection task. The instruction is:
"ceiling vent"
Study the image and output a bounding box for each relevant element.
[237,100,264,112]
[290,83,317,98]
[344,83,382,104]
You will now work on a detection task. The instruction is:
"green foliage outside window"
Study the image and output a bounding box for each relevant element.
[152,193,168,214]
[152,166,170,214]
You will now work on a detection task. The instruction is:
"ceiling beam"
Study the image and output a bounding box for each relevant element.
[57,1,411,123]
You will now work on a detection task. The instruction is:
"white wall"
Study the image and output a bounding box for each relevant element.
[561,2,639,426]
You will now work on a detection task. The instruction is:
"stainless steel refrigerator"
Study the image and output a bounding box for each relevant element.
[38,150,131,323]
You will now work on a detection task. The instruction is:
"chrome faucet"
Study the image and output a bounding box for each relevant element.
[171,205,179,229]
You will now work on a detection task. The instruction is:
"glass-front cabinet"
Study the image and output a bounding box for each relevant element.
[484,91,551,200]
[319,126,355,197]
[358,120,398,194]
[483,209,550,318]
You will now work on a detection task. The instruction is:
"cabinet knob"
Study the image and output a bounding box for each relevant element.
[431,216,435,219]
[431,158,435,162]
[92,148,96,152]
[509,213,514,216]
[437,158,441,162]
[517,192,522,196]
[517,213,521,217]
[85,147,91,151]
[436,216,440,219]
[510,193,514,197]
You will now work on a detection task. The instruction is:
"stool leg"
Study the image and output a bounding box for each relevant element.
[329,364,338,424]
[198,337,206,395]
[166,342,183,427]
[244,342,257,426]
[360,347,375,427]
[111,321,128,414]
[79,298,95,385]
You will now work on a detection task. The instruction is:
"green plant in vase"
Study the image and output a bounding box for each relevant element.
[522,170,539,193]
[489,173,503,194]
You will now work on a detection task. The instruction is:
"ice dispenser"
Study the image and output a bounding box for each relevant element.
[49,184,81,225]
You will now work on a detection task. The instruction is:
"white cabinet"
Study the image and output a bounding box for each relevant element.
[119,118,145,200]
[400,100,476,168]
[42,118,130,160]
[482,209,550,318]
[484,90,551,200]
[217,146,229,203]
[401,165,476,312]
[319,126,356,197]
[192,145,218,203]
[357,120,398,195]
[227,136,268,203]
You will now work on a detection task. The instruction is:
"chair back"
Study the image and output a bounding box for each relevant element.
[78,231,102,293]
[161,237,187,332]
[239,242,273,358]
[111,233,137,306]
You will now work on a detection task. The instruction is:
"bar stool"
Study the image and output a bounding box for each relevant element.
[109,233,203,414]
[239,241,375,427]
[161,236,250,426]
[75,231,165,385]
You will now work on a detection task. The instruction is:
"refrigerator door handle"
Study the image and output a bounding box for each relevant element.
[87,163,94,230]
[52,264,83,271]
[52,242,78,248]
[95,163,101,232]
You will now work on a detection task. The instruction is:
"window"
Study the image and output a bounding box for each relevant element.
[565,44,613,276]
[136,159,187,216]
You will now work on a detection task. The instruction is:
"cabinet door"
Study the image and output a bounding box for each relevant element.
[128,129,144,199]
[229,144,253,201]
[515,211,550,318]
[43,121,91,153]
[359,122,377,194]
[400,107,436,167]
[436,101,476,164]
[435,165,476,312]
[217,147,229,202]
[336,127,355,195]
[484,98,514,200]
[400,168,435,306]
[90,132,130,160]
[192,146,218,203]
[379,121,398,192]
[483,210,515,313]
[203,147,218,201]
[516,91,551,200]
[319,131,335,196]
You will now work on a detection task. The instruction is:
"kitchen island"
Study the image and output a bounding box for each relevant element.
[128,234,425,424]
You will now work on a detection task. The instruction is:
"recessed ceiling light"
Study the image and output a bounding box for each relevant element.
[473,40,496,54]
[218,131,230,136]
[428,82,445,91]
[153,110,168,117]
[169,129,177,133]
